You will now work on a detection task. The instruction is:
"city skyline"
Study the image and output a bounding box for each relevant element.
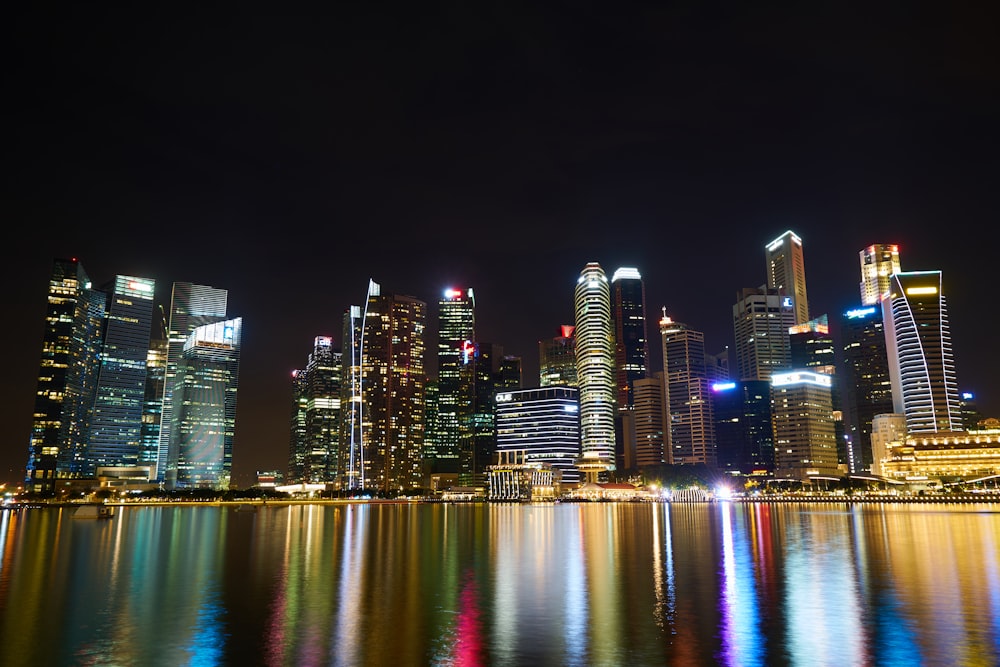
[6,5,999,487]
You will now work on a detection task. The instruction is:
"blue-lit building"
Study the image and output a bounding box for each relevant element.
[495,386,581,485]
[711,379,775,475]
[85,275,157,477]
[840,305,894,473]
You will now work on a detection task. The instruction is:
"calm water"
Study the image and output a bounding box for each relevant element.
[0,501,998,667]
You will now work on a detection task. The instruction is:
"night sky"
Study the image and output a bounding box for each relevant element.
[5,4,999,488]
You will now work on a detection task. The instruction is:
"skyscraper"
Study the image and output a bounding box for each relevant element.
[85,275,156,477]
[25,258,106,493]
[859,243,901,305]
[659,310,716,466]
[158,282,229,488]
[539,325,577,387]
[882,270,963,433]
[611,267,649,474]
[712,379,775,475]
[437,287,475,476]
[732,286,796,381]
[765,230,810,325]
[840,305,894,474]
[140,331,168,477]
[632,374,666,468]
[171,317,242,489]
[358,280,426,492]
[573,262,616,480]
[495,386,581,485]
[610,267,649,408]
[771,370,839,480]
[287,336,341,485]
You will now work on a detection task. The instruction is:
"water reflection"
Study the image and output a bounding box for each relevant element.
[0,502,997,666]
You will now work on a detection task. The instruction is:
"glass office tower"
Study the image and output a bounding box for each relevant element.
[85,275,156,476]
[765,230,810,325]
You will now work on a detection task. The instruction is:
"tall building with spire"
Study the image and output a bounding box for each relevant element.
[659,309,716,466]
[436,287,475,477]
[158,282,229,488]
[25,258,106,493]
[860,243,901,305]
[357,280,426,492]
[766,230,810,325]
[881,270,962,434]
[85,275,156,477]
[573,262,616,480]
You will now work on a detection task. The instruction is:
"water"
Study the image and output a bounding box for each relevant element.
[0,501,998,666]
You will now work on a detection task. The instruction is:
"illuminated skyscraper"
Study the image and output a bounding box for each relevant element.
[495,386,581,485]
[712,379,775,475]
[358,281,426,492]
[539,325,577,387]
[573,262,616,480]
[436,287,475,476]
[859,244,901,305]
[341,304,365,490]
[659,310,716,466]
[732,286,795,381]
[765,230,810,325]
[140,331,168,477]
[771,370,839,480]
[840,305,894,473]
[85,275,156,476]
[610,267,649,407]
[25,258,106,493]
[881,271,962,433]
[171,317,242,489]
[158,282,229,488]
[287,336,341,484]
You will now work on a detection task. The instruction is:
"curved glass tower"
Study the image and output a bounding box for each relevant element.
[574,262,616,478]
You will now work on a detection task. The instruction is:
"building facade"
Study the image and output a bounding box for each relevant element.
[859,243,901,305]
[765,229,810,325]
[732,286,796,381]
[771,370,840,480]
[539,325,577,387]
[659,311,716,466]
[573,263,616,479]
[495,386,581,485]
[287,336,341,485]
[881,271,963,434]
[436,287,475,476]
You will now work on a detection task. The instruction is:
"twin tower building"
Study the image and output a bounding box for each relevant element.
[25,258,242,494]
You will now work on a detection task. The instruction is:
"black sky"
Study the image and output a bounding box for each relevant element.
[4,3,999,487]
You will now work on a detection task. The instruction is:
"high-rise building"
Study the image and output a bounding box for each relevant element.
[171,317,242,489]
[158,282,229,488]
[140,332,168,479]
[840,305,895,474]
[711,379,775,475]
[610,267,649,408]
[287,336,341,485]
[881,271,963,434]
[539,325,577,387]
[497,355,522,391]
[771,370,839,480]
[573,263,616,480]
[765,230,810,325]
[85,275,156,477]
[341,304,365,490]
[632,374,666,468]
[436,287,475,475]
[495,386,581,485]
[860,244,901,305]
[732,286,796,381]
[610,267,649,474]
[659,310,716,466]
[358,280,426,492]
[464,342,504,487]
[25,258,106,493]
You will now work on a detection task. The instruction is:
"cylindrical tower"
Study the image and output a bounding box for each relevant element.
[574,262,616,479]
